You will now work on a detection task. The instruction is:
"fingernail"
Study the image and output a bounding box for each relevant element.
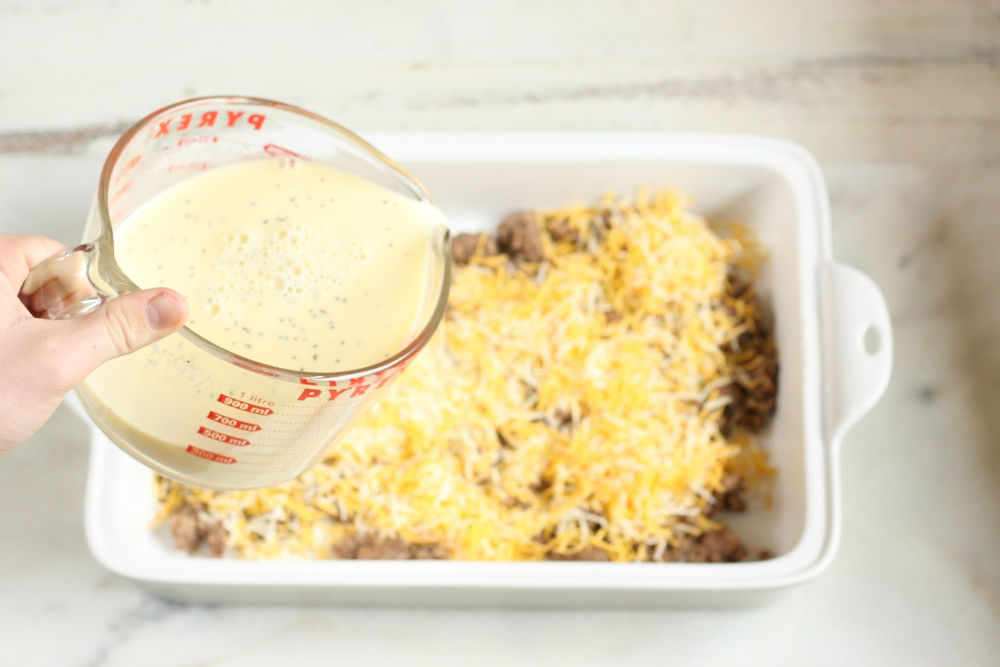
[145,293,183,330]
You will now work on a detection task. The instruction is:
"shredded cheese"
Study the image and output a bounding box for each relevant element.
[155,188,775,561]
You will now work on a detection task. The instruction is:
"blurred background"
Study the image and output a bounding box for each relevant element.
[1,0,996,164]
[0,1,998,666]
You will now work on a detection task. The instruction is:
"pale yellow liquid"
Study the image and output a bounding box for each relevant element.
[81,159,445,488]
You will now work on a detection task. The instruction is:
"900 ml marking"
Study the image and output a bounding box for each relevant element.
[207,410,261,432]
[217,393,274,416]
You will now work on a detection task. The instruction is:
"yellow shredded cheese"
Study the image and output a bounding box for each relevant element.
[155,188,775,561]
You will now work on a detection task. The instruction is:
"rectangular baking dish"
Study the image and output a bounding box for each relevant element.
[82,132,892,607]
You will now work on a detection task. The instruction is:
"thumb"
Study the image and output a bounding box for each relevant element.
[63,288,188,382]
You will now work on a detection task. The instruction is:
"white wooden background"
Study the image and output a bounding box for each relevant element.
[0,0,997,165]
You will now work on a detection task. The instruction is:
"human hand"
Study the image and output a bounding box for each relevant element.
[1,234,188,452]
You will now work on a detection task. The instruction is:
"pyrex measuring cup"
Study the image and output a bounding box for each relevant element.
[19,96,451,490]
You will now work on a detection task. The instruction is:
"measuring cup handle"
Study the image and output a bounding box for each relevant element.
[18,243,111,320]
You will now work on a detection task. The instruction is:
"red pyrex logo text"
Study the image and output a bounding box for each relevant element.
[155,110,265,137]
[296,365,407,402]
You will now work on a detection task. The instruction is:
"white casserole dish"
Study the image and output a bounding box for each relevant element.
[82,132,892,607]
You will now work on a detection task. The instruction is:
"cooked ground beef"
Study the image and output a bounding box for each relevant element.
[410,542,450,559]
[170,504,201,554]
[546,217,579,244]
[656,527,748,563]
[546,546,611,561]
[357,536,410,560]
[738,349,778,431]
[451,232,499,265]
[203,522,227,558]
[719,473,748,512]
[717,382,745,438]
[169,502,227,557]
[716,275,779,437]
[704,472,748,517]
[497,211,545,262]
[333,533,448,560]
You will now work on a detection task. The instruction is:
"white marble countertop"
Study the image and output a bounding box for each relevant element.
[1,2,998,665]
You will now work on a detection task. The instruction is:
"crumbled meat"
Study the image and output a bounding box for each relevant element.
[530,475,553,495]
[553,408,573,427]
[497,211,545,262]
[170,504,201,554]
[715,273,779,436]
[737,347,778,432]
[722,491,747,512]
[546,546,611,561]
[332,532,362,558]
[721,472,746,495]
[357,536,410,560]
[410,542,449,560]
[333,533,449,559]
[451,232,498,265]
[656,527,748,563]
[604,309,623,324]
[204,522,227,558]
[726,276,751,300]
[704,472,747,517]
[547,218,579,243]
[169,502,227,557]
[700,527,748,562]
[721,329,754,353]
[716,382,745,437]
[719,473,746,511]
[718,346,778,435]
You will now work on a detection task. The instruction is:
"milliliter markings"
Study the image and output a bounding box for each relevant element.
[217,393,274,416]
[207,410,261,432]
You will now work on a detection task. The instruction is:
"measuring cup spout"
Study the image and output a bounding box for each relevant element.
[18,243,111,320]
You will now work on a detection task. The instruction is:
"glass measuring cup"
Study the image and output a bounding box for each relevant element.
[19,96,451,490]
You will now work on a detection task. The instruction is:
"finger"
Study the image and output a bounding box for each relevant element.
[0,234,67,289]
[51,288,189,389]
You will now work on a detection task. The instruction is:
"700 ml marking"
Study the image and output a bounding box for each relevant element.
[207,410,261,432]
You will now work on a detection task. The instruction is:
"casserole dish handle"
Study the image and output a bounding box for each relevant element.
[824,261,893,444]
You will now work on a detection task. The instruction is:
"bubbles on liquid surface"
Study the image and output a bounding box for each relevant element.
[203,217,376,316]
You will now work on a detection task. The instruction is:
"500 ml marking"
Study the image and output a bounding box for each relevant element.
[197,425,250,447]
